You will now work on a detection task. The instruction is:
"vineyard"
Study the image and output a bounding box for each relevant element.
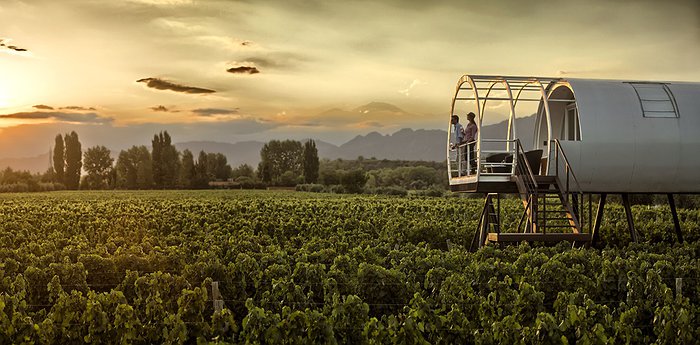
[0,190,698,344]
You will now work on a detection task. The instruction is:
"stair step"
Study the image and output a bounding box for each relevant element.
[487,232,590,243]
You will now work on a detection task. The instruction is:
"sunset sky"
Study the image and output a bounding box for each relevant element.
[1,0,699,157]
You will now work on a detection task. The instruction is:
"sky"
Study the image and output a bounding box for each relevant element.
[0,0,699,157]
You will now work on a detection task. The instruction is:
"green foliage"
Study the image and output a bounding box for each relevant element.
[53,134,65,184]
[82,145,114,189]
[258,140,304,185]
[179,149,195,188]
[231,164,255,180]
[115,146,153,189]
[64,131,82,190]
[152,131,180,189]
[340,169,368,194]
[0,191,697,343]
[303,140,320,184]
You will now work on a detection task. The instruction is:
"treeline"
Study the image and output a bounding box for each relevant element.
[254,141,446,195]
[109,132,240,190]
[1,132,446,195]
[0,131,250,192]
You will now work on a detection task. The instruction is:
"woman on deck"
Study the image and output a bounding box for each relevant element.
[465,112,478,174]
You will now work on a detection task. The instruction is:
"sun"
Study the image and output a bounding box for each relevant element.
[0,82,16,109]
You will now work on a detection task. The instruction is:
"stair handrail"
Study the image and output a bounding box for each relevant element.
[551,139,585,232]
[514,139,539,233]
[550,139,582,197]
[514,139,538,191]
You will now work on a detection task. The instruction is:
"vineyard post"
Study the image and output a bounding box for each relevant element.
[675,278,682,301]
[212,281,224,312]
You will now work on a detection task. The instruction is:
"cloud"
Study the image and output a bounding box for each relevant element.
[259,102,411,130]
[0,39,28,53]
[242,52,309,70]
[192,108,240,116]
[398,79,425,96]
[61,106,97,111]
[33,104,54,110]
[150,105,173,112]
[127,0,194,5]
[0,111,112,124]
[136,77,216,94]
[226,66,260,74]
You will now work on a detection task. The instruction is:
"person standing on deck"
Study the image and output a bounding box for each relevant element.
[451,115,467,174]
[465,112,478,174]
[451,115,464,148]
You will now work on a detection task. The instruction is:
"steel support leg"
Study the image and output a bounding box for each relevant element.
[668,194,683,243]
[621,193,639,242]
[591,193,607,246]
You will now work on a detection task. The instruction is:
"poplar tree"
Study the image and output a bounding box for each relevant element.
[151,133,163,188]
[179,149,195,188]
[64,131,82,189]
[152,131,179,189]
[161,131,180,188]
[53,134,64,184]
[303,140,319,183]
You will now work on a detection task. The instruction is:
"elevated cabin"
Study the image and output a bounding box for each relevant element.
[448,75,699,248]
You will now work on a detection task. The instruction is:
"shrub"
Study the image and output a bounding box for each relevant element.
[375,186,408,196]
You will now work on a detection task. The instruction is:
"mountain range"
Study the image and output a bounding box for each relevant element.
[1,113,536,173]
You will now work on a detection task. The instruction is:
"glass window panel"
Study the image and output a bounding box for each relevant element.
[644,111,677,118]
[634,86,670,101]
[630,83,679,118]
[641,100,675,112]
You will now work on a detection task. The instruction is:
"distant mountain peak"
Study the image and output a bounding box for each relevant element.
[352,102,406,114]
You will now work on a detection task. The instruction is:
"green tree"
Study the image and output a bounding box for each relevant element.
[319,168,341,185]
[192,151,209,188]
[231,164,255,180]
[303,140,319,183]
[152,131,180,189]
[257,160,272,184]
[258,140,303,184]
[204,153,231,181]
[52,134,64,184]
[151,133,163,188]
[179,149,195,188]
[64,131,82,189]
[341,169,368,194]
[161,131,180,188]
[115,146,152,189]
[82,146,114,189]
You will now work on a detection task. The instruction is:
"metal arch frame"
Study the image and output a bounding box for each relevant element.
[449,75,562,177]
[448,75,482,179]
[533,81,582,173]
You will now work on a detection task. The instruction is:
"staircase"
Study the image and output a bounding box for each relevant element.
[473,140,590,249]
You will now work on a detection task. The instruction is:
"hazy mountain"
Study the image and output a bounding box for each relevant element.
[0,153,51,173]
[3,113,537,173]
[174,114,537,167]
[352,102,408,115]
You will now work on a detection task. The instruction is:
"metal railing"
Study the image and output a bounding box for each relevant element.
[449,139,525,179]
[513,139,539,233]
[448,140,480,178]
[550,139,585,232]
